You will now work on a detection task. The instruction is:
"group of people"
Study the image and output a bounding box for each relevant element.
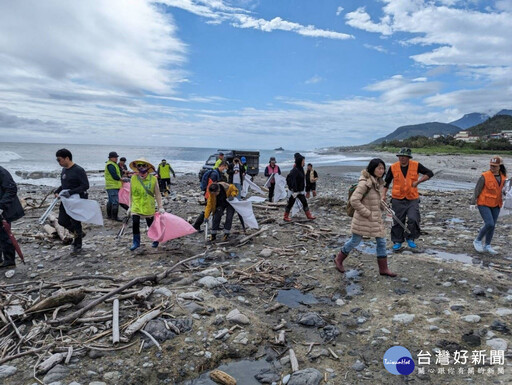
[0,147,509,269]
[334,148,509,278]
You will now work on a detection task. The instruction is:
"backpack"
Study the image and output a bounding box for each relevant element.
[346,183,370,217]
[200,169,215,191]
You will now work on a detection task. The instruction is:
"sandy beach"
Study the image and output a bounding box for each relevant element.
[1,152,511,384]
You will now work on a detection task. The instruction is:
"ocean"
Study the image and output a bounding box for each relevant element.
[0,142,371,187]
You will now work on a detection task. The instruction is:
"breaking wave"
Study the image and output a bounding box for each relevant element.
[0,151,22,163]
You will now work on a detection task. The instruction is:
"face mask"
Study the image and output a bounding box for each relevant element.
[138,167,148,174]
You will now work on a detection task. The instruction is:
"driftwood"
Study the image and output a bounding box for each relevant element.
[210,369,236,385]
[112,299,120,344]
[134,287,154,302]
[238,226,267,245]
[124,309,161,339]
[289,349,299,372]
[37,352,66,374]
[27,288,86,314]
[43,224,57,237]
[48,214,72,243]
[140,329,162,351]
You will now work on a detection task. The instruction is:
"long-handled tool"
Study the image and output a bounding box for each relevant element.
[38,197,59,225]
[204,218,209,243]
[383,202,410,235]
[116,214,131,240]
[0,215,25,264]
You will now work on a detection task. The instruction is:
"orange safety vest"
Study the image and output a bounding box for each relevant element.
[477,170,505,208]
[391,160,419,200]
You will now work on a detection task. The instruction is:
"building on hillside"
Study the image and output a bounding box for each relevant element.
[500,130,512,142]
[454,130,479,143]
[488,133,503,140]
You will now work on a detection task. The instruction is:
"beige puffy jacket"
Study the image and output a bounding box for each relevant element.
[350,170,386,238]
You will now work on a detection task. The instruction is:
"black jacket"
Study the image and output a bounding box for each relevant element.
[287,156,306,192]
[227,163,245,185]
[0,166,25,222]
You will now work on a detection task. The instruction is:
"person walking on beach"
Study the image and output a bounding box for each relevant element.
[118,157,130,177]
[471,156,507,255]
[205,182,239,242]
[283,153,315,222]
[335,159,396,276]
[0,166,25,269]
[54,149,90,254]
[213,152,225,170]
[264,157,281,202]
[128,158,165,250]
[227,157,245,199]
[192,162,228,231]
[382,148,433,251]
[305,163,319,198]
[157,159,176,196]
[104,151,123,221]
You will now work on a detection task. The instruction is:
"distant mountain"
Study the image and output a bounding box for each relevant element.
[372,122,461,144]
[449,113,489,129]
[467,115,512,137]
[496,109,512,116]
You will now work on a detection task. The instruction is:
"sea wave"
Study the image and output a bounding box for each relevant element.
[0,151,22,163]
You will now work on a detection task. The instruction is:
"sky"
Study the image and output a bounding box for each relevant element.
[0,0,511,150]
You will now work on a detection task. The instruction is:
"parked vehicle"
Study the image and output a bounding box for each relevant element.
[198,149,260,180]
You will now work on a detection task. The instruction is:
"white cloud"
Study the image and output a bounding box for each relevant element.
[365,75,442,103]
[336,6,344,16]
[345,1,512,70]
[160,0,354,40]
[0,0,187,95]
[305,75,323,84]
[345,7,393,35]
[363,44,388,53]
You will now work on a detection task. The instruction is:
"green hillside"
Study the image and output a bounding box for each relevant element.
[467,115,512,136]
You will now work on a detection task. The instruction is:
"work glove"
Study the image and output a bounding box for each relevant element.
[122,178,130,183]
[469,205,477,211]
[159,208,166,214]
[59,190,71,198]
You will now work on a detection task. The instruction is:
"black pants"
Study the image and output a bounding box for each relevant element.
[132,215,154,236]
[0,223,15,264]
[159,178,171,194]
[285,193,309,213]
[212,205,235,234]
[268,184,275,202]
[306,182,317,193]
[58,203,83,246]
[391,198,420,243]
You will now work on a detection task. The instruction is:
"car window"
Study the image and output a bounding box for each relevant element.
[206,155,217,165]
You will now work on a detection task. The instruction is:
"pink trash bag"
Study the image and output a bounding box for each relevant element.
[148,212,196,243]
[118,182,131,206]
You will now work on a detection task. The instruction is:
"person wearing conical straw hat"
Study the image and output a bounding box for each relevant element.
[128,158,165,251]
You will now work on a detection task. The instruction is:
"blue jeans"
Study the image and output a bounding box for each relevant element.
[342,234,387,258]
[477,205,500,245]
[234,183,242,199]
[107,189,119,206]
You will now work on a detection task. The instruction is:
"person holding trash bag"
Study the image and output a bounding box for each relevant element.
[264,157,281,202]
[335,158,396,277]
[205,182,239,242]
[471,156,507,255]
[0,166,25,268]
[283,153,315,222]
[54,148,90,254]
[128,158,165,251]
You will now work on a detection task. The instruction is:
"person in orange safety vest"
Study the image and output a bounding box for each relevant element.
[471,156,507,255]
[382,148,433,251]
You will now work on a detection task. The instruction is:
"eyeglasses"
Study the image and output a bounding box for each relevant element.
[136,163,147,168]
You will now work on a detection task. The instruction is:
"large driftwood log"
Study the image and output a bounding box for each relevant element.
[27,288,86,314]
[48,214,72,243]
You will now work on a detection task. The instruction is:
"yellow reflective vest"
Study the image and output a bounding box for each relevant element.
[104,160,122,190]
[130,174,157,216]
[158,163,171,179]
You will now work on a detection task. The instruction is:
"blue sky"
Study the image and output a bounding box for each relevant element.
[0,0,511,149]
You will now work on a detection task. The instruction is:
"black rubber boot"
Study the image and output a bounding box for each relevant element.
[106,202,112,219]
[111,205,122,222]
[193,212,204,231]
